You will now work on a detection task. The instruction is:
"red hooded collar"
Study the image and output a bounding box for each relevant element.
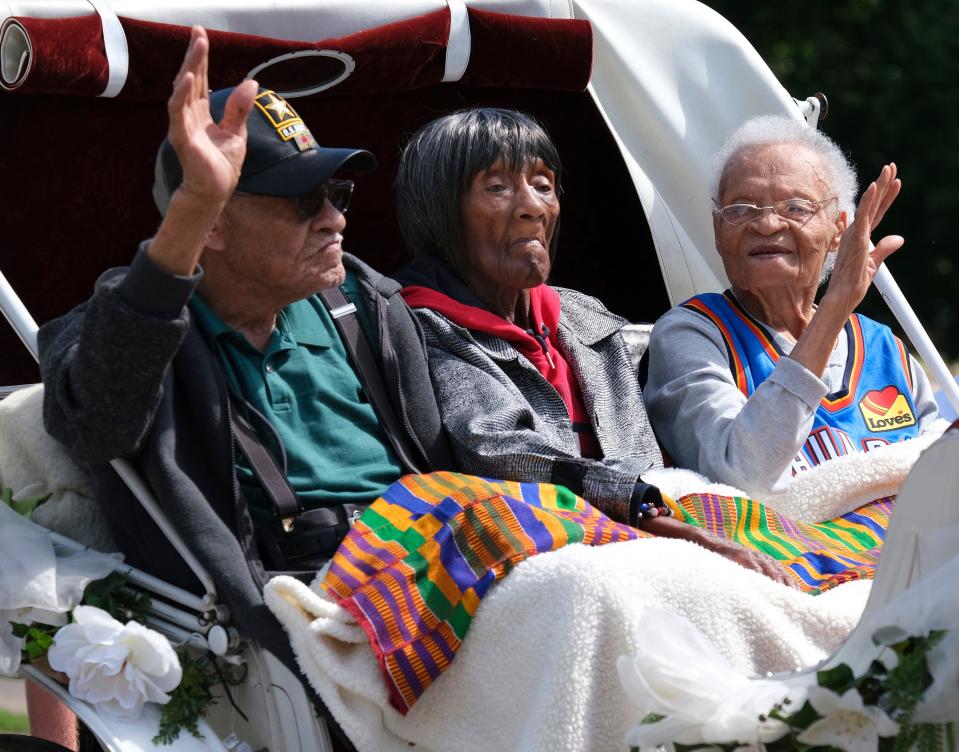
[401,278,602,459]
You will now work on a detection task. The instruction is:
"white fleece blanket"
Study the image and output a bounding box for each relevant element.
[266,542,872,752]
[0,385,114,550]
[647,418,949,523]
[263,429,947,752]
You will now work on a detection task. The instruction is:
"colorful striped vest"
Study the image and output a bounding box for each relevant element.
[682,291,919,474]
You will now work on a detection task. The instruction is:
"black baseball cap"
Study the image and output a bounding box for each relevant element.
[153,86,376,214]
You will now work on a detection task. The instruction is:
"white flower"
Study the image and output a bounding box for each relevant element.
[618,608,801,750]
[0,504,120,675]
[47,606,182,721]
[797,687,899,752]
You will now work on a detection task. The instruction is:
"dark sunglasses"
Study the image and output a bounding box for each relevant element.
[292,178,354,218]
[234,179,354,219]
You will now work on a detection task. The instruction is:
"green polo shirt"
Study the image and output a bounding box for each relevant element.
[190,273,403,526]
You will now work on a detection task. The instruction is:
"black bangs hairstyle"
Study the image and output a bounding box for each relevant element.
[395,107,562,272]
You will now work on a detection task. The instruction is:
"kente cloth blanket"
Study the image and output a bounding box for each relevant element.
[670,493,891,594]
[319,470,894,715]
[321,472,645,714]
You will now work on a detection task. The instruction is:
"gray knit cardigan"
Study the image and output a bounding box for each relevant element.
[412,286,663,523]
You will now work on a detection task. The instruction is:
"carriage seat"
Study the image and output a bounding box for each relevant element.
[0,383,114,550]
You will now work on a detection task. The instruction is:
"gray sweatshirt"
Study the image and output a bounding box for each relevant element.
[644,303,939,497]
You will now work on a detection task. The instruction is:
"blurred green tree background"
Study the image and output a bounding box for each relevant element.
[703,0,958,361]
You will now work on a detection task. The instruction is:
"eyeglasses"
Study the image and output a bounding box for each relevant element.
[235,178,354,219]
[713,196,837,226]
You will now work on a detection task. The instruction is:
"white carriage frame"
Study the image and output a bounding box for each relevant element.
[1,1,957,749]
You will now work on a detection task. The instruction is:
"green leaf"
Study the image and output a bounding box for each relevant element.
[153,651,218,745]
[81,572,151,623]
[911,723,952,752]
[782,700,821,730]
[866,658,891,679]
[885,631,942,708]
[28,628,54,651]
[859,675,886,705]
[816,663,856,692]
[0,486,50,518]
[765,736,815,752]
[18,623,58,663]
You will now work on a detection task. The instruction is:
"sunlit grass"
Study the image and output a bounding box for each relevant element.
[0,708,29,733]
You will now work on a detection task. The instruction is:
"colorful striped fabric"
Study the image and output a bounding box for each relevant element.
[322,471,644,714]
[667,493,893,593]
[323,472,893,714]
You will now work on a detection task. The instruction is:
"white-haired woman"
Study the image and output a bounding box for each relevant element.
[645,115,939,497]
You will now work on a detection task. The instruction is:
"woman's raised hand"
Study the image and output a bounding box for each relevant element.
[166,26,258,208]
[824,162,904,315]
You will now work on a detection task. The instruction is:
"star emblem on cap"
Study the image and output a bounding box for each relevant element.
[262,93,294,121]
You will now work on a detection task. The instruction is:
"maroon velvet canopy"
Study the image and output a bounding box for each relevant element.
[0,8,667,384]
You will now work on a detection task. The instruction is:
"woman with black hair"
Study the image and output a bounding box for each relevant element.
[394,107,794,586]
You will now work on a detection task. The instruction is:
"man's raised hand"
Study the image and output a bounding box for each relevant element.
[167,26,258,208]
[148,27,258,276]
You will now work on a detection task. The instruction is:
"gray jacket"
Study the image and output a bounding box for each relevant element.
[412,286,663,523]
[39,246,451,663]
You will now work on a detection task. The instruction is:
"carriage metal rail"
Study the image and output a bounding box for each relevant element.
[0,266,222,606]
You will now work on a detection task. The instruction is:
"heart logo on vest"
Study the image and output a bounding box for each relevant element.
[859,385,916,432]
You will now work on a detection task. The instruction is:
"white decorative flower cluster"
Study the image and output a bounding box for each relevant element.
[617,608,803,750]
[797,687,898,752]
[617,600,958,752]
[47,605,182,721]
[0,503,121,676]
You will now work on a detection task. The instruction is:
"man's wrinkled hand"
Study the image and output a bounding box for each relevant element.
[167,26,258,208]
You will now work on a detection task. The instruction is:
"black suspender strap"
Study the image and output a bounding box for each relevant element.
[226,287,422,531]
[319,286,424,475]
[228,401,302,531]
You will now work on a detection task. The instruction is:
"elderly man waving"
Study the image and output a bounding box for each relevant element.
[38,26,450,678]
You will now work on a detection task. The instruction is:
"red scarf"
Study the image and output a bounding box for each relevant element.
[402,284,602,458]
